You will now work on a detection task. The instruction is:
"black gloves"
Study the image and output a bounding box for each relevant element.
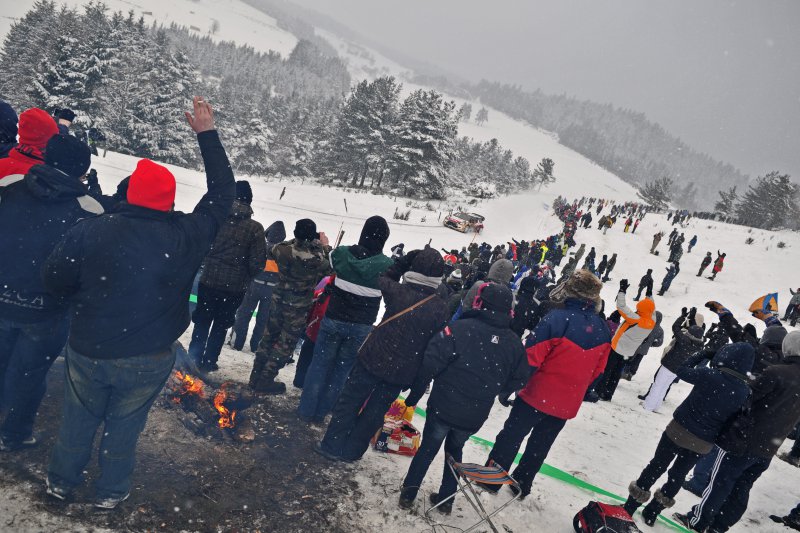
[681,307,689,317]
[498,391,515,407]
[86,169,98,187]
[688,307,697,321]
[619,279,630,292]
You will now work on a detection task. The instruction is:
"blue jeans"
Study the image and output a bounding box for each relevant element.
[231,280,273,351]
[402,411,473,502]
[687,449,771,532]
[47,345,175,499]
[0,315,69,444]
[297,317,372,420]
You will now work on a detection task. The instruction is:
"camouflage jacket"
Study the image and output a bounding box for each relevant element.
[271,238,332,298]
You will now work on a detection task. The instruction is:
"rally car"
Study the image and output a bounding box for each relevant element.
[443,212,485,233]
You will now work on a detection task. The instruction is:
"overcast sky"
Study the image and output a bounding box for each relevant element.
[290,0,800,181]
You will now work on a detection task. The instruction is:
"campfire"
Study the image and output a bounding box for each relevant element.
[166,370,254,442]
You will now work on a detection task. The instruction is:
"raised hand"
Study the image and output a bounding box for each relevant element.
[185,96,215,133]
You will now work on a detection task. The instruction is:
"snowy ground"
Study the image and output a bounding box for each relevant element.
[76,151,800,533]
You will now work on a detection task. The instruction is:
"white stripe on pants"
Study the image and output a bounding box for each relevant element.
[691,447,727,528]
[643,365,677,411]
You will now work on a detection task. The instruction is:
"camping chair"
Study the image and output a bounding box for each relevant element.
[425,455,521,533]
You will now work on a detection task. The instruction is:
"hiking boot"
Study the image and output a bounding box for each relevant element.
[94,492,130,510]
[313,442,341,462]
[45,478,72,501]
[621,372,633,381]
[583,390,599,403]
[0,435,38,452]
[252,379,286,396]
[672,512,704,531]
[509,483,529,500]
[398,486,416,510]
[771,514,800,531]
[429,492,452,515]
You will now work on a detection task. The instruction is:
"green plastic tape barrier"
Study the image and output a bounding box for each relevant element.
[409,403,690,532]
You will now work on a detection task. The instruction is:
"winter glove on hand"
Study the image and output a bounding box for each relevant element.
[681,307,689,317]
[705,301,731,318]
[619,279,630,292]
[498,391,515,407]
[689,307,697,321]
[86,169,98,187]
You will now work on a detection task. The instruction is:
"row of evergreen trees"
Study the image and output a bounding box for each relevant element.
[0,1,550,200]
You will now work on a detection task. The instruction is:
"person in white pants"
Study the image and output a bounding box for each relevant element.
[642,308,705,412]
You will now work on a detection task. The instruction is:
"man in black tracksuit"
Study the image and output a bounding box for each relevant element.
[678,331,800,532]
[189,180,266,370]
[399,283,530,513]
[45,97,235,508]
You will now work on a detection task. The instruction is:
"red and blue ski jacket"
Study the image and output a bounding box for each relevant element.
[518,298,612,419]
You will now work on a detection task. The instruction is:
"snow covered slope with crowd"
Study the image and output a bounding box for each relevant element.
[84,148,798,533]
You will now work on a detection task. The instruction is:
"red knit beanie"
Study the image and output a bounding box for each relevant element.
[127,159,176,212]
[18,108,59,150]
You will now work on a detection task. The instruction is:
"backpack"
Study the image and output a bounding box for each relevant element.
[573,502,642,533]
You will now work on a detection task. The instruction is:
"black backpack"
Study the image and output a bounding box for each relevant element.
[574,501,643,533]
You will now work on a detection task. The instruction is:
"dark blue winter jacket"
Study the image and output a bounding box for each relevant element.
[43,131,235,359]
[0,165,103,323]
[0,100,17,159]
[672,342,754,442]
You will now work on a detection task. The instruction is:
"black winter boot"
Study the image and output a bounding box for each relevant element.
[623,481,651,516]
[642,489,675,526]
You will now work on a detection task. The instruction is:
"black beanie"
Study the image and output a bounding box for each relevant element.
[410,248,444,278]
[236,180,253,205]
[479,283,513,313]
[358,215,390,254]
[57,108,76,122]
[294,218,317,241]
[45,134,91,178]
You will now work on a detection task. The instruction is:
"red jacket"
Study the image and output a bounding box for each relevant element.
[305,276,333,342]
[518,299,611,419]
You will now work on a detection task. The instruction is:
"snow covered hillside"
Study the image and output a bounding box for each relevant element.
[2,0,298,57]
[83,148,797,533]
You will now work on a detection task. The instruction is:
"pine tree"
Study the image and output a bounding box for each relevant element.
[29,6,83,111]
[637,177,673,209]
[533,157,556,188]
[457,102,472,122]
[735,172,799,229]
[714,185,738,214]
[391,89,457,199]
[475,106,489,125]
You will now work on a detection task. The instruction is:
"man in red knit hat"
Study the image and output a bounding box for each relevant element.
[0,108,59,181]
[43,96,235,509]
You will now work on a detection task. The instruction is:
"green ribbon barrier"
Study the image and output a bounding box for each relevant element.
[409,404,690,532]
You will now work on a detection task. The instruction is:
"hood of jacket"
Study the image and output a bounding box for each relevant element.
[634,297,656,328]
[783,331,800,357]
[331,245,393,287]
[712,342,755,374]
[460,308,512,328]
[487,258,514,284]
[265,220,286,245]
[229,200,253,220]
[24,164,88,202]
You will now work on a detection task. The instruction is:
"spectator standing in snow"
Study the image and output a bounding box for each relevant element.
[624,343,753,526]
[398,283,529,513]
[708,251,726,280]
[297,216,393,423]
[597,279,656,401]
[189,180,266,371]
[632,219,640,233]
[315,248,449,461]
[621,311,663,380]
[642,308,705,412]
[0,100,18,159]
[230,221,286,352]
[0,135,101,452]
[651,232,663,254]
[248,219,331,395]
[677,331,800,532]
[783,288,800,321]
[602,253,617,282]
[658,262,680,296]
[0,108,59,182]
[596,255,608,279]
[697,252,713,277]
[687,235,698,253]
[634,269,654,301]
[482,270,610,498]
[44,97,234,508]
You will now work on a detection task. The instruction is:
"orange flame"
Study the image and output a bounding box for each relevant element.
[213,385,237,429]
[175,371,205,398]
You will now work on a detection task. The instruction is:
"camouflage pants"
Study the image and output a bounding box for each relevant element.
[249,290,312,388]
